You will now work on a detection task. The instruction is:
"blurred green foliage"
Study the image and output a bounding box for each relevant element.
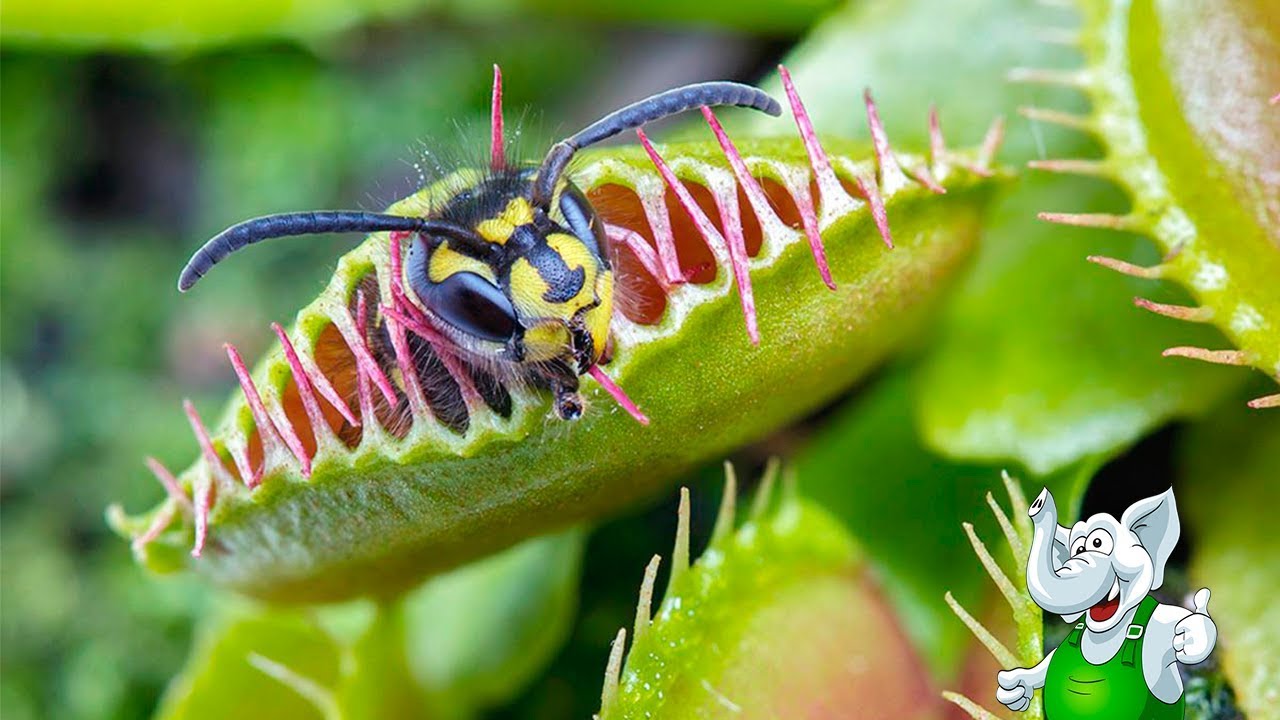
[1,0,427,51]
[157,531,583,719]
[0,0,836,51]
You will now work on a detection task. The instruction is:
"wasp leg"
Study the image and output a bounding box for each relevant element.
[537,358,584,420]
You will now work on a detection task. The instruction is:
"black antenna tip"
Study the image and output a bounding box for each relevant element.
[177,263,203,292]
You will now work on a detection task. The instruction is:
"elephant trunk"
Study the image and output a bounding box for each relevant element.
[1026,489,1097,614]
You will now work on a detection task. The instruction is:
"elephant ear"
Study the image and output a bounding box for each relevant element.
[1121,488,1180,590]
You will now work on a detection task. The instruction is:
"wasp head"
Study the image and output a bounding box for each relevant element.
[403,171,613,418]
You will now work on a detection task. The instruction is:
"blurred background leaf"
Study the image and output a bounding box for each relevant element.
[155,530,582,720]
[0,0,837,51]
[1182,388,1280,720]
[401,529,583,710]
[1,0,430,51]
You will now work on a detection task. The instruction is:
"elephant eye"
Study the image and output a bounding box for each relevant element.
[1084,528,1114,555]
[1074,542,1086,555]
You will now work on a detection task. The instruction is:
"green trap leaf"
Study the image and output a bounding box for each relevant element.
[114,77,1005,603]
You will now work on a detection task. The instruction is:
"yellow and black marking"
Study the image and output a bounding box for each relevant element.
[178,80,781,423]
[396,168,615,420]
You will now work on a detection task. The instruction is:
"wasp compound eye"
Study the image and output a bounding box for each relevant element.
[426,271,519,343]
[558,182,608,261]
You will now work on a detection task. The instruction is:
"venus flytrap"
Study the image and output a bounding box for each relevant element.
[759,0,1244,480]
[598,463,939,719]
[111,67,1007,604]
[1015,0,1280,408]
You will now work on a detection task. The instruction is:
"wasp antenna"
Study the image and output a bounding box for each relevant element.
[531,81,781,208]
[178,211,424,292]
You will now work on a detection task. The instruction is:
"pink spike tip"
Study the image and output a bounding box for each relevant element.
[637,127,759,344]
[181,398,218,557]
[339,295,400,408]
[1248,393,1280,409]
[1133,297,1212,322]
[145,457,194,513]
[973,115,1006,176]
[133,503,178,550]
[928,105,947,170]
[863,88,908,192]
[702,106,835,290]
[1038,211,1131,230]
[1162,346,1252,366]
[274,322,359,427]
[778,64,852,280]
[226,343,311,478]
[588,364,648,425]
[606,224,668,288]
[272,322,346,444]
[183,399,232,487]
[1086,255,1164,279]
[779,65,832,177]
[491,64,505,171]
[855,175,895,249]
[779,64,855,224]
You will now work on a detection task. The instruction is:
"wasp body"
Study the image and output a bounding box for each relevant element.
[179,80,780,423]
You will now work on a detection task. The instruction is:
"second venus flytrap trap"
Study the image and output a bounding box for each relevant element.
[111,64,1007,603]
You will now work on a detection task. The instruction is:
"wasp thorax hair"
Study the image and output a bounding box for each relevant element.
[178,79,781,423]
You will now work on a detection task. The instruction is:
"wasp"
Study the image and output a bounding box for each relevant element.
[178,81,781,424]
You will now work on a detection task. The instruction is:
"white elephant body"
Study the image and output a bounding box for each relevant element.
[1074,599,1192,703]
[996,487,1217,718]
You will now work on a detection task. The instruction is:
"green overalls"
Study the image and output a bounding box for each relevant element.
[1044,595,1184,720]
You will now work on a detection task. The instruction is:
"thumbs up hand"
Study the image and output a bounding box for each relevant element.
[1173,588,1217,665]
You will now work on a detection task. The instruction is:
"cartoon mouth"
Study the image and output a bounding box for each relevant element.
[1089,580,1120,622]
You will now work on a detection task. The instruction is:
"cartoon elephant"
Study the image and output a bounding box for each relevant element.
[996,487,1216,720]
